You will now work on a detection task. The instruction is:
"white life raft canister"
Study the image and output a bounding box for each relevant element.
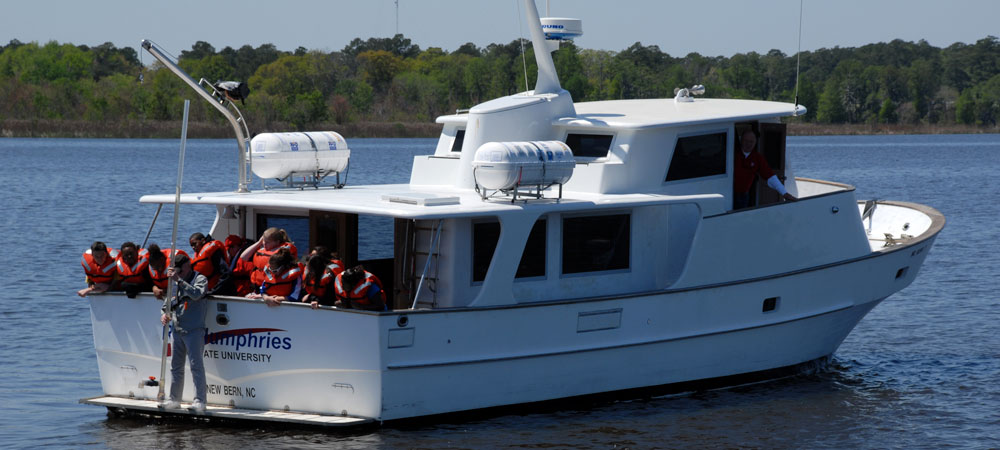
[250,131,350,179]
[472,140,575,190]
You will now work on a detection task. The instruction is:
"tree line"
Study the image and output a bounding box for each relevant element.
[1,34,999,133]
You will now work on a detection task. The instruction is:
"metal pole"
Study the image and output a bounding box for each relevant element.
[156,99,190,402]
[140,203,163,249]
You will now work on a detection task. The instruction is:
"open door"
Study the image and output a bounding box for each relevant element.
[755,123,788,206]
[308,210,358,265]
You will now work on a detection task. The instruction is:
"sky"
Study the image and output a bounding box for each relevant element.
[2,0,998,59]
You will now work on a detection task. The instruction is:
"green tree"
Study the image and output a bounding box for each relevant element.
[356,50,405,93]
[816,81,846,123]
[334,79,374,117]
[180,41,216,60]
[180,54,234,83]
[553,42,586,100]
[877,98,898,123]
[955,89,976,124]
[0,41,93,83]
[342,34,420,59]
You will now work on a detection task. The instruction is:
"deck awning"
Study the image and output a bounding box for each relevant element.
[140,184,723,220]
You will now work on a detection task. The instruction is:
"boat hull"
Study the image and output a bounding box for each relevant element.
[86,225,937,422]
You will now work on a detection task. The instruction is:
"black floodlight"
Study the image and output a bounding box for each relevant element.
[214,80,250,105]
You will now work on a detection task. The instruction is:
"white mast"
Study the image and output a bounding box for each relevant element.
[524,0,561,94]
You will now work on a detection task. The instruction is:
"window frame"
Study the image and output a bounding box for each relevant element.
[563,132,616,161]
[663,129,730,184]
[450,128,466,153]
[470,217,548,285]
[559,211,632,277]
[254,212,310,249]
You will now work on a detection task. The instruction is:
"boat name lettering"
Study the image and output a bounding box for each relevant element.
[203,349,272,363]
[208,383,257,398]
[205,328,293,351]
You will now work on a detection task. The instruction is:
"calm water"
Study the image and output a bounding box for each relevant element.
[1,135,998,449]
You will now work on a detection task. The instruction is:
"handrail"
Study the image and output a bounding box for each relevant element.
[140,203,163,248]
[141,39,251,193]
[411,220,443,309]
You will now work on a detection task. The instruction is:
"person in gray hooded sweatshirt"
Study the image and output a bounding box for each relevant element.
[159,253,209,413]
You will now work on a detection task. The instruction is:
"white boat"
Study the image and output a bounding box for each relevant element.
[81,1,944,426]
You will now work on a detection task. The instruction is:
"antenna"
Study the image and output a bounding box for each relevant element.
[793,0,803,113]
[516,0,528,92]
[395,0,399,35]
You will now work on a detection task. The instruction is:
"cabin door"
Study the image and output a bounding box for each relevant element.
[308,211,358,265]
[755,123,788,206]
[393,219,415,310]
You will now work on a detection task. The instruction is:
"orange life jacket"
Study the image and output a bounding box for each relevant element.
[81,248,119,285]
[229,257,255,296]
[303,260,345,298]
[250,242,298,286]
[191,239,225,289]
[115,248,150,285]
[334,270,386,309]
[147,249,189,289]
[261,264,302,298]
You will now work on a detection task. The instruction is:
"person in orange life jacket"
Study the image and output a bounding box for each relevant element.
[334,265,387,311]
[158,253,208,413]
[189,232,229,294]
[116,241,150,298]
[146,243,189,299]
[302,247,346,309]
[733,128,797,210]
[220,234,255,296]
[239,227,298,289]
[245,248,302,307]
[77,241,118,297]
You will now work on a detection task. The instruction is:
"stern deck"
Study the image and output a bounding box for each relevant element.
[80,396,372,427]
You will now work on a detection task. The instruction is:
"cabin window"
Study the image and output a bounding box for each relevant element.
[472,219,547,282]
[565,133,613,158]
[451,129,466,153]
[256,214,309,249]
[665,132,727,182]
[562,214,630,274]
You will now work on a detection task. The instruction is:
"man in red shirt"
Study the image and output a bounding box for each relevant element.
[733,129,797,209]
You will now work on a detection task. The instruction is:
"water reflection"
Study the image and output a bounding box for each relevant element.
[77,359,926,449]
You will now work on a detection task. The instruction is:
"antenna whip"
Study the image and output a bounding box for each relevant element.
[516,0,529,92]
[793,0,803,111]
